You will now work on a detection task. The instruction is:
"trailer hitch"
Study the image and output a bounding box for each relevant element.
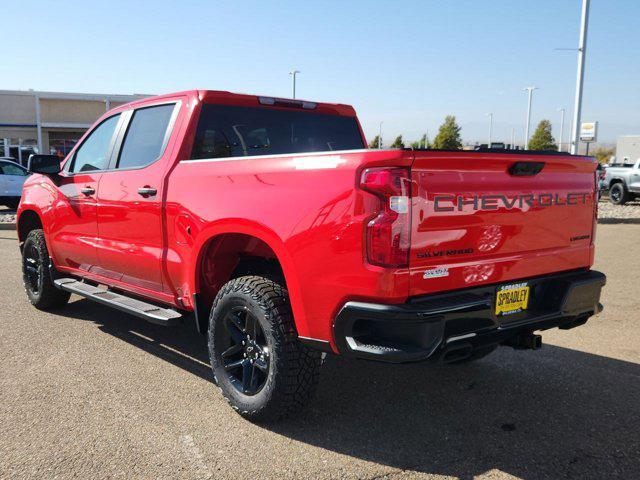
[505,332,542,350]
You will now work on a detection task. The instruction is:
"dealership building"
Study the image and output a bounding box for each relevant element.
[0,89,148,164]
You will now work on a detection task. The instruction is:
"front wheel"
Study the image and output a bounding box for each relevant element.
[22,229,70,310]
[208,276,322,422]
[609,183,629,205]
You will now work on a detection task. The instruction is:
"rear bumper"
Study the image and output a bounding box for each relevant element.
[333,269,605,363]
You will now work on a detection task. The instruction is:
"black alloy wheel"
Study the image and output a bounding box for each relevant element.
[208,276,322,421]
[217,306,270,395]
[23,240,42,296]
[609,183,628,205]
[21,229,70,310]
[611,186,621,203]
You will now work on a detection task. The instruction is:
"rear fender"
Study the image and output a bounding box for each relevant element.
[190,219,309,336]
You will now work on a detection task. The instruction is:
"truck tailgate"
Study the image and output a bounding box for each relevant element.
[408,151,597,297]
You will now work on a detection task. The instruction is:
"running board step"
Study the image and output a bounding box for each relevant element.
[54,278,182,326]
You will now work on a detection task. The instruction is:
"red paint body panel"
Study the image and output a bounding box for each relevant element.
[39,172,101,272]
[94,96,188,292]
[165,149,411,342]
[408,151,596,297]
[17,90,599,353]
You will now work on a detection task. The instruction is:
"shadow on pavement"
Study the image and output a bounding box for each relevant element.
[61,298,640,479]
[598,218,640,224]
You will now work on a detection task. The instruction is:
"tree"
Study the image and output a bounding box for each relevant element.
[390,135,405,148]
[432,116,462,150]
[368,135,382,149]
[592,146,615,164]
[410,134,429,149]
[528,120,557,151]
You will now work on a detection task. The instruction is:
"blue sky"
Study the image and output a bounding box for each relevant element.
[4,0,639,145]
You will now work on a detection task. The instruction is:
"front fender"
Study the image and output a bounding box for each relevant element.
[17,176,57,238]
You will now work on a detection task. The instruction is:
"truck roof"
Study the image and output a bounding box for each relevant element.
[116,89,358,117]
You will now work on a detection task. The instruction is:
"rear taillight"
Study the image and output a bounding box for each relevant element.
[360,167,411,267]
[592,168,599,244]
[594,168,600,203]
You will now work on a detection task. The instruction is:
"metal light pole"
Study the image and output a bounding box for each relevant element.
[511,127,516,149]
[557,108,566,152]
[289,70,300,99]
[524,86,537,150]
[570,0,590,154]
[378,122,383,149]
[487,113,493,147]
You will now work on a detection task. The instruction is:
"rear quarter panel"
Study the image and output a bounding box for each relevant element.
[165,149,411,342]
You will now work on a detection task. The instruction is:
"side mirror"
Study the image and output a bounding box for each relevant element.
[27,154,62,175]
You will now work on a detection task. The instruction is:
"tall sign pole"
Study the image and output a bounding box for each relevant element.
[289,70,300,99]
[558,108,565,152]
[570,0,590,154]
[524,86,537,150]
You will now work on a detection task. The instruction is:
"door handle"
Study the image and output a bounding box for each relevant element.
[81,186,95,196]
[138,186,157,197]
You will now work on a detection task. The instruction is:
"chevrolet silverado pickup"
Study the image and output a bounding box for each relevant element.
[604,159,640,204]
[18,90,605,421]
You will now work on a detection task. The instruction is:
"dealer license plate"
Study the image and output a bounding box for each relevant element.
[495,282,530,316]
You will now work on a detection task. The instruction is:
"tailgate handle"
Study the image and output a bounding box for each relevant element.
[508,161,545,176]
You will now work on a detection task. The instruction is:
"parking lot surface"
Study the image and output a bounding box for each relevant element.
[1,225,639,480]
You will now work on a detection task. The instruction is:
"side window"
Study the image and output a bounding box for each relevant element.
[117,104,175,169]
[70,114,120,173]
[1,163,27,176]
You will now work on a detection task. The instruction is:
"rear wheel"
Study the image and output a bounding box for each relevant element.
[609,183,629,205]
[208,276,322,422]
[22,229,70,310]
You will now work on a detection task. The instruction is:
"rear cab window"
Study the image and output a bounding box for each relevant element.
[190,104,364,160]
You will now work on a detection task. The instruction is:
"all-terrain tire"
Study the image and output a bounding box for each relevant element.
[208,275,322,422]
[609,183,629,205]
[22,229,70,310]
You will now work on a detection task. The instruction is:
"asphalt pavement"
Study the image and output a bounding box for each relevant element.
[1,225,639,479]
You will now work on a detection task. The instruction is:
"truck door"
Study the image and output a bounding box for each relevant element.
[49,113,122,272]
[95,101,181,294]
[630,160,640,192]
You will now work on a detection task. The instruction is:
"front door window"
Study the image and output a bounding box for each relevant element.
[69,114,121,173]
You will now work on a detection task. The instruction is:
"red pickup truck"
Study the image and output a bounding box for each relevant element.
[18,90,605,421]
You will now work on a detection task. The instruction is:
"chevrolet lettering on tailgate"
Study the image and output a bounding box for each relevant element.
[433,192,590,212]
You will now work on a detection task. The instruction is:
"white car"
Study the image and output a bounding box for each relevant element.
[0,159,29,209]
